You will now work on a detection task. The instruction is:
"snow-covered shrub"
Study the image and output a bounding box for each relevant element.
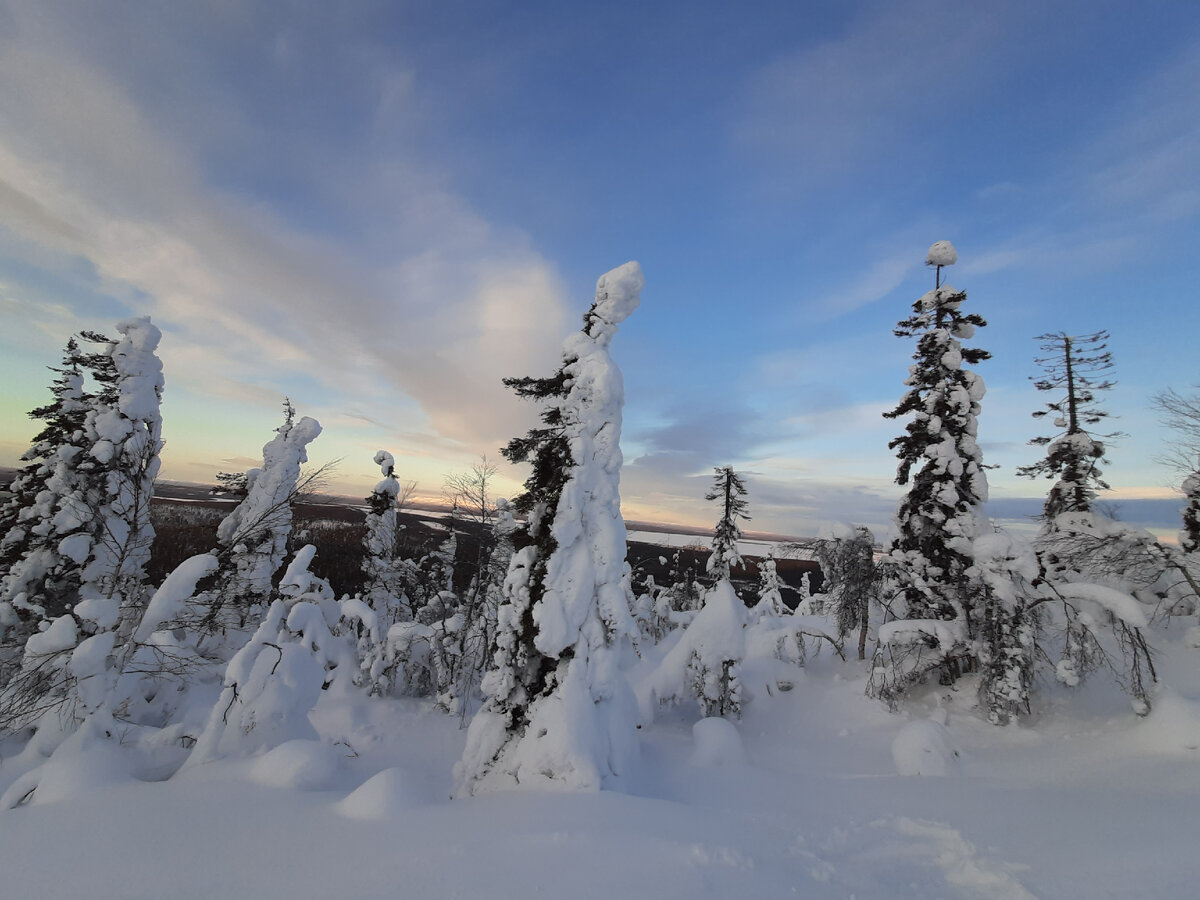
[663,550,703,617]
[642,577,841,719]
[867,617,969,711]
[752,551,786,619]
[971,529,1042,724]
[185,546,350,764]
[632,570,671,643]
[1181,470,1200,557]
[815,526,886,660]
[455,261,644,795]
[643,579,746,719]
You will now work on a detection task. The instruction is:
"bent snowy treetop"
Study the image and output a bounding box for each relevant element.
[585,261,644,336]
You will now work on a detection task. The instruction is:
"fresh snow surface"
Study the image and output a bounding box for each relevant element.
[4,626,1200,898]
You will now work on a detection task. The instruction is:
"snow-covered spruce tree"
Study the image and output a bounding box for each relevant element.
[873,241,989,701]
[361,450,403,622]
[706,466,749,582]
[202,401,323,634]
[78,317,165,635]
[1016,330,1119,521]
[454,261,644,795]
[0,339,92,657]
[341,450,405,696]
[0,320,164,734]
[882,241,989,629]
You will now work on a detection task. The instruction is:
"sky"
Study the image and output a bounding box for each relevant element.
[1,0,1198,540]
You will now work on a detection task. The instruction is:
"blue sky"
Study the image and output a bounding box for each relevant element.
[1,0,1197,539]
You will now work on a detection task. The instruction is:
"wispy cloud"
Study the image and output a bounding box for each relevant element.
[733,0,1037,185]
[0,1,570,465]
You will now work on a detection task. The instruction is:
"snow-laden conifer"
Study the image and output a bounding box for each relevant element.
[361,450,403,621]
[705,466,749,582]
[204,401,322,631]
[0,321,163,733]
[77,317,165,632]
[0,339,92,650]
[454,261,643,795]
[1016,330,1118,521]
[871,243,991,705]
[883,242,989,627]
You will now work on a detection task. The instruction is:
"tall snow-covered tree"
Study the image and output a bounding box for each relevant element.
[705,466,749,582]
[204,401,323,632]
[0,339,92,647]
[454,261,644,795]
[1016,330,1119,521]
[883,241,990,628]
[361,450,402,620]
[0,319,164,732]
[78,317,165,632]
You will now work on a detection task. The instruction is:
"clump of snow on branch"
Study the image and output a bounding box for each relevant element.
[925,240,957,267]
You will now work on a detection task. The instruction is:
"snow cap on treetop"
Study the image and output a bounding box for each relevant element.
[926,241,957,267]
[373,450,395,474]
[590,261,644,327]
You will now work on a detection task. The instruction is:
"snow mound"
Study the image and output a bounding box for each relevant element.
[1,712,134,808]
[926,240,957,267]
[1135,690,1200,752]
[690,717,746,767]
[334,767,425,820]
[249,739,339,790]
[892,719,962,776]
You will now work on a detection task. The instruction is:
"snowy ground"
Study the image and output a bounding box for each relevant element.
[2,623,1199,899]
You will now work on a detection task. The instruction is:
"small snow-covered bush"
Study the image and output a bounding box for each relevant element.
[185,546,351,765]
